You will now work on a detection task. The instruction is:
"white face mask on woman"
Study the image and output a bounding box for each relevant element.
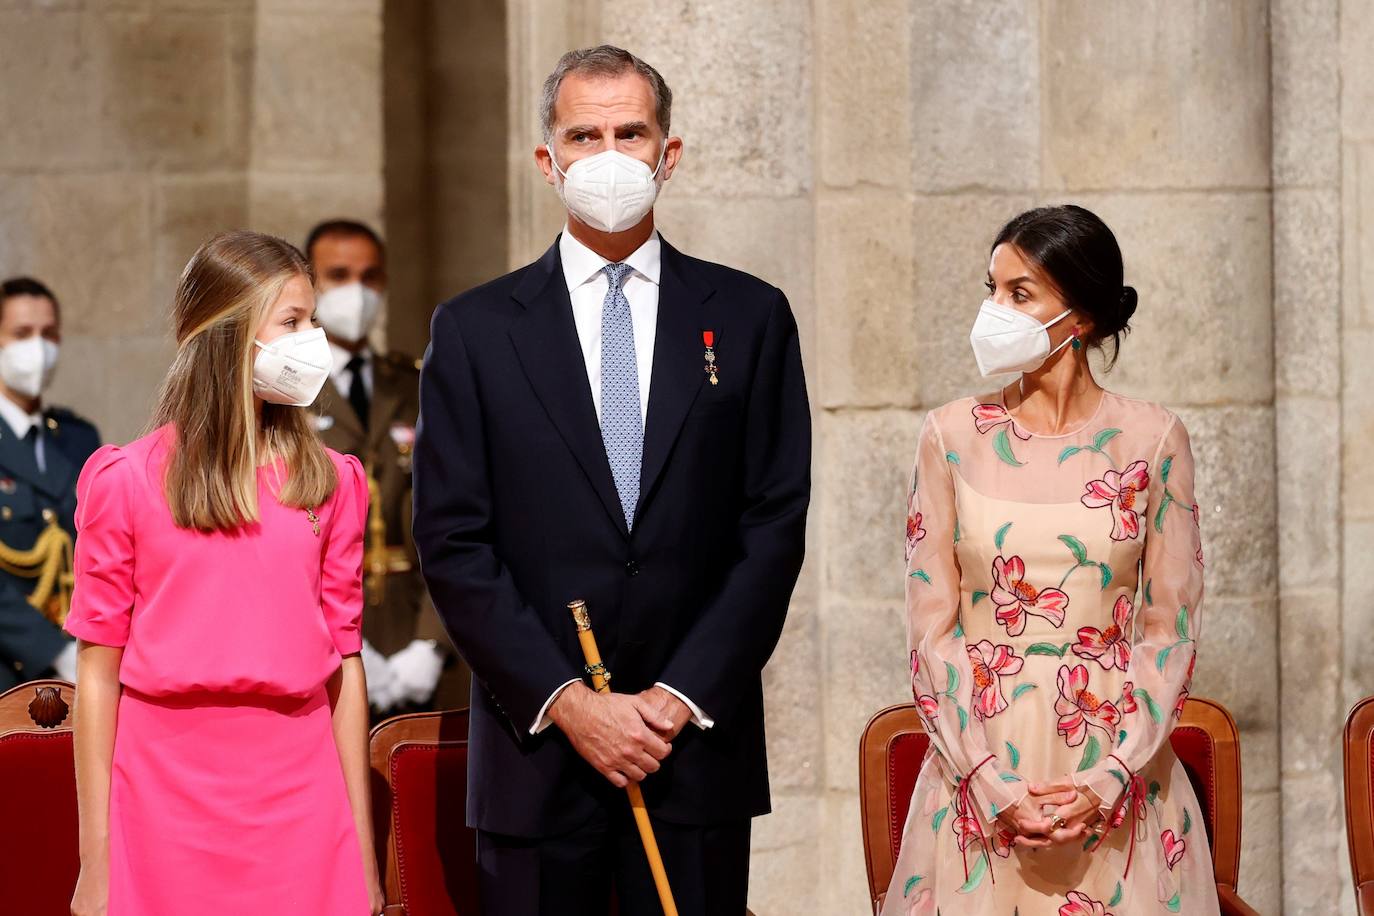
[0,337,59,399]
[252,326,333,406]
[968,299,1074,377]
[550,143,667,234]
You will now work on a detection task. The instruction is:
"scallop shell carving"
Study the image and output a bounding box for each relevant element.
[28,686,70,729]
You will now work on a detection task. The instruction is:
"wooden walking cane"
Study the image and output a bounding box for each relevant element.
[567,599,679,916]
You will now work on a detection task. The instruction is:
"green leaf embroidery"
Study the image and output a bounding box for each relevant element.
[956,851,990,894]
[1161,454,1174,483]
[953,519,960,545]
[904,875,924,897]
[957,705,969,732]
[1119,729,1128,745]
[946,451,960,465]
[1077,735,1101,772]
[1000,772,1023,782]
[1006,740,1021,770]
[953,621,964,638]
[931,806,949,833]
[1109,882,1123,906]
[1148,780,1162,803]
[1098,562,1113,589]
[971,590,989,605]
[1154,490,1174,533]
[1011,683,1037,701]
[993,428,1025,468]
[1176,606,1190,640]
[1058,445,1082,464]
[1082,834,1100,851]
[1183,807,1193,836]
[911,569,932,584]
[1156,639,1190,673]
[1134,687,1164,724]
[1094,428,1122,450]
[944,661,959,695]
[1058,534,1088,565]
[1108,768,1128,787]
[994,522,1013,552]
[1026,641,1072,657]
[1167,891,1182,912]
[1145,578,1154,606]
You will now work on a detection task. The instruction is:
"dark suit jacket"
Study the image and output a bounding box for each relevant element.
[412,237,810,837]
[0,406,100,688]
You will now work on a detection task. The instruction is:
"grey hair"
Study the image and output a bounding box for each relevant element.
[540,45,673,144]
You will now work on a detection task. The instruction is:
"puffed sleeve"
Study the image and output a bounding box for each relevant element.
[906,413,1025,822]
[64,445,135,648]
[321,453,367,656]
[1075,414,1204,812]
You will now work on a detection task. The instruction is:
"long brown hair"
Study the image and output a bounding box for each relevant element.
[151,230,337,531]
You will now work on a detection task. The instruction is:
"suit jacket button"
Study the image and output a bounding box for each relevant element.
[625,560,639,577]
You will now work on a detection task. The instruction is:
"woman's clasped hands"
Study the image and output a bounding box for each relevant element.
[997,776,1107,850]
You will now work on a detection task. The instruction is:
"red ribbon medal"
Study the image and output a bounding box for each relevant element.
[703,330,719,386]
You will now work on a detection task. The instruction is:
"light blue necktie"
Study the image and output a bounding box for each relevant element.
[599,263,642,530]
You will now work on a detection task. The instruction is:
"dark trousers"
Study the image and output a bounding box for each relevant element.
[476,802,751,916]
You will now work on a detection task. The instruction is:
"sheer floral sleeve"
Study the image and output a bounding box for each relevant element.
[906,412,1026,822]
[1074,413,1204,813]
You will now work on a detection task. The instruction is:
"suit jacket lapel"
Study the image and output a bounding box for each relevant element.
[313,381,366,454]
[368,358,406,455]
[0,422,45,497]
[37,430,76,501]
[637,240,713,515]
[508,240,630,538]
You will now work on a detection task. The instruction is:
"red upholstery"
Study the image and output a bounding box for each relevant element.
[389,741,478,916]
[883,726,1219,868]
[0,731,80,915]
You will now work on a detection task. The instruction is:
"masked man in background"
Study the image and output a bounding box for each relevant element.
[0,277,100,690]
[304,220,467,717]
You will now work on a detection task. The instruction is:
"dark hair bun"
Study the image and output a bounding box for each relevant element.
[1120,286,1137,319]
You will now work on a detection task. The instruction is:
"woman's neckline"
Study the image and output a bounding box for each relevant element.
[996,385,1112,440]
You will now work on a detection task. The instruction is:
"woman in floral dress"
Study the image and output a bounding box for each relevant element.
[883,205,1218,916]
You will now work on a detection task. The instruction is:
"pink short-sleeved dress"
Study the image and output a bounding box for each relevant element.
[62,425,371,916]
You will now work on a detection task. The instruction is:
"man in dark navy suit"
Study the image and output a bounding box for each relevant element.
[413,45,811,916]
[0,277,100,691]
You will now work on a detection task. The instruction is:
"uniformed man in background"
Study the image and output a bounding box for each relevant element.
[304,219,467,716]
[0,277,100,691]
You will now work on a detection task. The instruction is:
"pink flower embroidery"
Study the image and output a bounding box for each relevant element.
[973,403,1031,439]
[1081,460,1151,541]
[1059,891,1113,916]
[1109,773,1147,829]
[1161,829,1186,869]
[910,650,940,723]
[967,640,1024,720]
[1055,664,1123,747]
[952,812,1013,857]
[1072,595,1134,670]
[1119,680,1138,715]
[990,555,1069,636]
[918,694,940,722]
[906,491,926,562]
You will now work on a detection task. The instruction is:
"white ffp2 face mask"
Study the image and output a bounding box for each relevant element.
[968,299,1073,377]
[252,326,333,407]
[550,143,667,233]
[0,338,59,399]
[315,283,381,343]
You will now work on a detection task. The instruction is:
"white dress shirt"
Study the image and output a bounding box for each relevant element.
[529,229,714,736]
[329,342,373,401]
[0,395,46,473]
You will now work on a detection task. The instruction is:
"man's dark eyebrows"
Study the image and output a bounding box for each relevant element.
[561,124,601,137]
[616,120,651,133]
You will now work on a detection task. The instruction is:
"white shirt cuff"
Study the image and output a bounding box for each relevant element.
[530,679,581,735]
[655,682,714,729]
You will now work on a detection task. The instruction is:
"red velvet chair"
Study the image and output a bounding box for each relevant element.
[370,708,479,916]
[0,678,79,916]
[1343,696,1374,913]
[858,697,1259,915]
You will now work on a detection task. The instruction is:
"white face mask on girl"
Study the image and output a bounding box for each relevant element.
[968,299,1074,377]
[549,142,667,234]
[252,326,333,407]
[0,337,59,399]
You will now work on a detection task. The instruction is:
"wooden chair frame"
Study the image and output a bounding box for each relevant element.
[859,697,1257,915]
[1344,696,1374,913]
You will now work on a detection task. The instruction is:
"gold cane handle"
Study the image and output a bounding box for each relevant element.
[565,599,678,916]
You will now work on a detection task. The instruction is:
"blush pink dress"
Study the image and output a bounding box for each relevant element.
[62,425,371,915]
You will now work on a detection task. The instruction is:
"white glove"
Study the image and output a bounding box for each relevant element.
[388,639,445,706]
[51,640,77,682]
[361,639,400,712]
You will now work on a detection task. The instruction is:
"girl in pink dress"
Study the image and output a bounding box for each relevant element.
[66,230,383,915]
